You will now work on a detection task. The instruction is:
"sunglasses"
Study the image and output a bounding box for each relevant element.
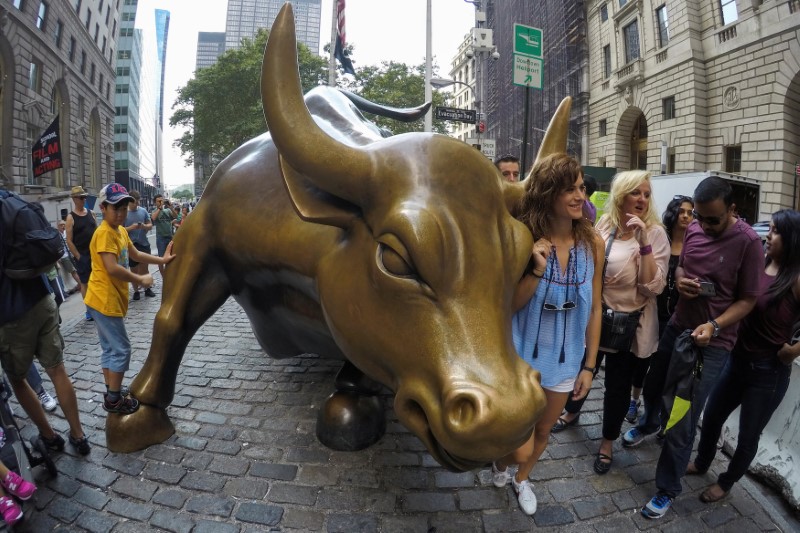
[692,210,725,225]
[673,195,691,201]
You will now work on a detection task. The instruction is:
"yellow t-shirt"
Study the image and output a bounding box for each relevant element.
[84,221,132,318]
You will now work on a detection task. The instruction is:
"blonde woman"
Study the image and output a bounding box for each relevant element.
[592,170,669,474]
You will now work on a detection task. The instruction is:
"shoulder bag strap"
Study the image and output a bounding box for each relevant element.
[602,228,616,285]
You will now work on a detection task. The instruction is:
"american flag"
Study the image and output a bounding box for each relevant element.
[335,0,356,75]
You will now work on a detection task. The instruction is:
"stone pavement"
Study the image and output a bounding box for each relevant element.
[9,278,800,532]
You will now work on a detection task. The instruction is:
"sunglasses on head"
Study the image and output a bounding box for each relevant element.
[673,195,691,201]
[692,210,724,225]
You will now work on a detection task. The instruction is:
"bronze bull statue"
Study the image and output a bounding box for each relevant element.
[109,4,572,472]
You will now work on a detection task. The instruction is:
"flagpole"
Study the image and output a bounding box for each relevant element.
[424,0,433,132]
[328,0,338,86]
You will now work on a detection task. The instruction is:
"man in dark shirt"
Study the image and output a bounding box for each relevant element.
[625,177,763,519]
[65,186,97,321]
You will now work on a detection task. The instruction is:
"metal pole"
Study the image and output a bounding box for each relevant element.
[424,0,433,132]
[328,0,338,87]
[521,86,530,175]
[794,161,798,209]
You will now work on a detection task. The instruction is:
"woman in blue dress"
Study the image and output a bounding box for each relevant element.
[491,153,604,515]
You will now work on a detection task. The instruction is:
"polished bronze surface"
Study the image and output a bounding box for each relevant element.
[109,4,573,470]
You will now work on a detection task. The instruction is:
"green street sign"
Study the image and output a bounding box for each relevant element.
[513,54,543,88]
[514,23,542,58]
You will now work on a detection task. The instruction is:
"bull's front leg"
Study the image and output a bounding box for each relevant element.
[316,361,386,451]
[106,225,231,453]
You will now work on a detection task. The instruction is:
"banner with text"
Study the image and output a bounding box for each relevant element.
[31,115,63,178]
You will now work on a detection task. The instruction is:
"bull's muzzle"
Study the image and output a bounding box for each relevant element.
[395,362,545,471]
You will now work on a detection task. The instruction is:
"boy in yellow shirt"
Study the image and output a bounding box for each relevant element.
[85,183,175,413]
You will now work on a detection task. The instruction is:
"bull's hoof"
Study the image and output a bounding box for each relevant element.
[316,392,385,451]
[105,404,175,453]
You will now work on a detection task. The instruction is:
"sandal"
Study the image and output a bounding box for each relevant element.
[699,484,729,503]
[593,452,613,475]
[551,413,580,433]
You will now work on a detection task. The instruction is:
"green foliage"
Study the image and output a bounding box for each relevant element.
[341,61,451,135]
[169,29,327,168]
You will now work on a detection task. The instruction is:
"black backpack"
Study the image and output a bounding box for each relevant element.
[0,190,64,279]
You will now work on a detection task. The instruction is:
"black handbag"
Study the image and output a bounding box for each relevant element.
[598,229,643,352]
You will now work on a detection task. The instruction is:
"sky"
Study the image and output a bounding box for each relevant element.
[149,0,476,189]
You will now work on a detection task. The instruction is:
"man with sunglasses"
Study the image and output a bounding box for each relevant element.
[630,176,763,519]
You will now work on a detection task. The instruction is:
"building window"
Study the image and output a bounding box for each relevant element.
[118,50,131,60]
[94,22,99,41]
[655,5,669,47]
[623,20,640,64]
[600,4,608,21]
[12,0,24,10]
[662,96,676,119]
[668,148,676,173]
[99,74,104,91]
[78,95,85,119]
[28,60,42,92]
[54,20,63,48]
[68,37,76,61]
[85,9,91,29]
[619,0,627,6]
[90,63,96,84]
[75,0,81,13]
[603,45,612,78]
[102,36,107,53]
[599,119,607,137]
[720,0,738,25]
[26,126,39,184]
[725,146,742,173]
[36,1,48,30]
[80,51,86,74]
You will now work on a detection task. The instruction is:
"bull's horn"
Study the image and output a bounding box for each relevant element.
[262,4,371,203]
[506,96,573,213]
[534,96,572,162]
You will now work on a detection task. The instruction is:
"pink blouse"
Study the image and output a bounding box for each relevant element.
[596,216,670,357]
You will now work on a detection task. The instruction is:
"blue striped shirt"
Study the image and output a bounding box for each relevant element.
[512,243,594,388]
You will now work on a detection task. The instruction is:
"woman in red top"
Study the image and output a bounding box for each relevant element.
[687,209,800,502]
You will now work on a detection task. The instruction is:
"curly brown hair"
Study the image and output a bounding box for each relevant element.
[517,153,596,256]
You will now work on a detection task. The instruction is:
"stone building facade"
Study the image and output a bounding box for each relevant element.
[0,0,117,220]
[587,0,800,218]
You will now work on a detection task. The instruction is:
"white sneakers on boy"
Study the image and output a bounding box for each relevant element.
[491,462,518,488]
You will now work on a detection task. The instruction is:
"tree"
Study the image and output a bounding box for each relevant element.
[341,61,451,135]
[170,29,327,169]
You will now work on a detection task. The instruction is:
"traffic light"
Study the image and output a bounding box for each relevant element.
[478,121,486,133]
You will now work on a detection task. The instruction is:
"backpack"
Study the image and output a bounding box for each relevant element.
[0,190,64,279]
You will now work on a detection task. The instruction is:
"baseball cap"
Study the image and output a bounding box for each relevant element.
[70,185,89,198]
[99,183,133,205]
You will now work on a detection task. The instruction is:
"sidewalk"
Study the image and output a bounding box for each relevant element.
[11,274,800,532]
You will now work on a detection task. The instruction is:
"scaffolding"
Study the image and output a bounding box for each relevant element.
[481,0,588,169]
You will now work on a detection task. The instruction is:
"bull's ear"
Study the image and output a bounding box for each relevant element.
[280,156,360,228]
[502,180,526,218]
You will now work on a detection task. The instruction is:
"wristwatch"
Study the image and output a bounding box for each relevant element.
[708,319,720,338]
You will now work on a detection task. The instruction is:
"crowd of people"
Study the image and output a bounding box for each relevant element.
[0,183,188,525]
[1,159,798,527]
[493,153,800,520]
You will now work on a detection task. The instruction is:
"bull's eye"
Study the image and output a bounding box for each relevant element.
[378,242,415,278]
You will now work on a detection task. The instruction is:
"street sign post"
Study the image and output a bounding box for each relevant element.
[434,106,477,124]
[467,138,496,159]
[513,23,542,58]
[513,54,543,88]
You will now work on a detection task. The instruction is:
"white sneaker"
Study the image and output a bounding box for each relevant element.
[38,390,57,412]
[491,462,517,488]
[512,477,538,515]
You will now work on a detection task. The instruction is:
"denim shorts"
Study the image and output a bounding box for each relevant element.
[156,235,171,257]
[87,306,132,373]
[0,295,64,378]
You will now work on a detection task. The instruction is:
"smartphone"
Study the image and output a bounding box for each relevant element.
[698,281,716,296]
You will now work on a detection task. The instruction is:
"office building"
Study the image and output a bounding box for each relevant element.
[224,0,321,52]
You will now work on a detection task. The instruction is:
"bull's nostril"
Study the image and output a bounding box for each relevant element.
[445,390,484,430]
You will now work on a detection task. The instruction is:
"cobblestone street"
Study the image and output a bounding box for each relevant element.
[9,280,800,532]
